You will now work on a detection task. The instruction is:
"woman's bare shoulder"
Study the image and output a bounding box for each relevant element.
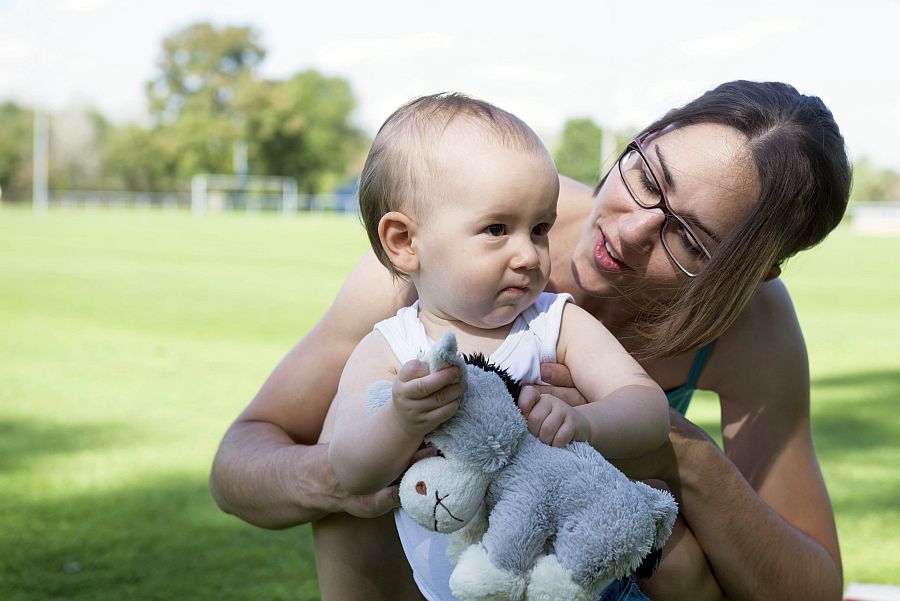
[557,176,595,215]
[701,278,808,400]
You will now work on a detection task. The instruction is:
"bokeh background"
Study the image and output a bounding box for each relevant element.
[1,1,898,599]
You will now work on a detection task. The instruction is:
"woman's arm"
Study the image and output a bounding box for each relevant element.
[617,280,842,601]
[209,252,416,528]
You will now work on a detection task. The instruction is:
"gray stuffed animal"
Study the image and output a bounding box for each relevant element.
[366,332,678,601]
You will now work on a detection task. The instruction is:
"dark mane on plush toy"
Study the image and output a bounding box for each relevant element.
[462,352,522,401]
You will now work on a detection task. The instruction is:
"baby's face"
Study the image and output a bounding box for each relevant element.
[412,123,560,331]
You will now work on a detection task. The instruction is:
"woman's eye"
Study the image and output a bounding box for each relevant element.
[532,223,551,236]
[679,229,707,258]
[485,224,506,236]
[640,170,662,200]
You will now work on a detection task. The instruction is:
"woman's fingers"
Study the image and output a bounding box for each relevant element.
[538,363,587,406]
[540,362,575,387]
[535,384,587,407]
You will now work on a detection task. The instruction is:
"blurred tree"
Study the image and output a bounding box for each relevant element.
[128,21,365,193]
[240,70,368,193]
[850,156,900,202]
[554,118,604,186]
[0,101,33,200]
[49,104,107,190]
[101,125,179,191]
[146,22,264,124]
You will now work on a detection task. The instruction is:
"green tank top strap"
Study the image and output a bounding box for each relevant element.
[664,341,716,415]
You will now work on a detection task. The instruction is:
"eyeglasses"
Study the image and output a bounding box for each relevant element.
[617,134,712,277]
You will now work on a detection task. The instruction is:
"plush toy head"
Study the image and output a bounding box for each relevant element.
[367,332,678,601]
[368,333,528,533]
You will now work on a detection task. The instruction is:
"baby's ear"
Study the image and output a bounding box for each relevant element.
[378,211,419,274]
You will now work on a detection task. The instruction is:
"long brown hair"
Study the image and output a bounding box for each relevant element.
[623,81,851,359]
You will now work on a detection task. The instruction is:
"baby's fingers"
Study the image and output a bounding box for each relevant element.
[395,363,461,400]
[396,360,430,384]
[517,385,542,416]
[538,409,567,446]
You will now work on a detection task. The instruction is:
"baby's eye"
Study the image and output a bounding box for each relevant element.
[485,224,506,236]
[532,223,551,236]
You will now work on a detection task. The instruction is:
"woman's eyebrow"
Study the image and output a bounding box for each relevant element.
[682,212,722,244]
[655,145,722,244]
[654,145,676,193]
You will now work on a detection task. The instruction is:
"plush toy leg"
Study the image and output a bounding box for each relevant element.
[526,553,605,601]
[450,544,526,601]
[446,503,488,564]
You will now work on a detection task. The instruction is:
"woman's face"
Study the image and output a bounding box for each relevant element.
[571,122,760,299]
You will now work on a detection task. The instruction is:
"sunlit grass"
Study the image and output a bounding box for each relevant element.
[1,206,897,598]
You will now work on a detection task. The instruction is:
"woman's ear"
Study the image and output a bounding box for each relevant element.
[379,211,420,274]
[762,264,782,282]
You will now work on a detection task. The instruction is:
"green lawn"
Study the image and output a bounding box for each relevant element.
[1,206,898,599]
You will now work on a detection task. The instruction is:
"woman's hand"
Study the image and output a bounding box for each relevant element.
[610,408,717,488]
[536,362,589,406]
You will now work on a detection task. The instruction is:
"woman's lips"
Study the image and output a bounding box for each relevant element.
[594,230,630,272]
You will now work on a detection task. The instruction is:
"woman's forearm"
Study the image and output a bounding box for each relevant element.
[668,435,842,601]
[210,420,399,529]
[210,420,335,528]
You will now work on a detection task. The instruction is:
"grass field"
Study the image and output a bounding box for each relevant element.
[1,206,898,599]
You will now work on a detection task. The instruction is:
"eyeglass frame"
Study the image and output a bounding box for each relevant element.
[616,132,713,277]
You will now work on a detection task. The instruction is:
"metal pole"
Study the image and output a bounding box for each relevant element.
[33,111,49,212]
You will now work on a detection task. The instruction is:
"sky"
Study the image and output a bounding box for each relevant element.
[1,0,898,170]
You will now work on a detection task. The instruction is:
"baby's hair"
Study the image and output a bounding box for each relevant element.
[359,92,548,278]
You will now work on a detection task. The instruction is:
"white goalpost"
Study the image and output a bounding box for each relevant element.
[190,173,299,215]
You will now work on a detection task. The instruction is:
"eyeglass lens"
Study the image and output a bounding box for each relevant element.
[620,149,707,276]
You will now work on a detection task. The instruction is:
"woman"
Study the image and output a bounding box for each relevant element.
[210,80,850,601]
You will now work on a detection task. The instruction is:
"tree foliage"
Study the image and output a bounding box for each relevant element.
[553,118,605,186]
[850,156,900,203]
[241,71,367,193]
[146,22,265,125]
[132,21,366,193]
[0,101,33,199]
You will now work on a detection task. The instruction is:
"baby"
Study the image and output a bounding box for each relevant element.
[328,93,669,600]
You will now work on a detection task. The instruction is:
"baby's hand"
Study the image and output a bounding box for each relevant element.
[390,359,465,437]
[517,386,590,447]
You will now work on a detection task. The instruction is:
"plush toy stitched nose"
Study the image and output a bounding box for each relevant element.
[415,481,427,495]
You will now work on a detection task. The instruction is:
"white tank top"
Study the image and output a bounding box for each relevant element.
[373,292,572,601]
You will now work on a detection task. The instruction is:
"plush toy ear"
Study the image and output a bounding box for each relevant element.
[427,332,466,384]
[429,365,527,473]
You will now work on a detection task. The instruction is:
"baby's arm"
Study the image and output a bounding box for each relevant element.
[328,331,464,495]
[549,303,669,457]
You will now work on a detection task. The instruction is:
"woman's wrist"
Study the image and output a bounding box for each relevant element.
[665,420,722,502]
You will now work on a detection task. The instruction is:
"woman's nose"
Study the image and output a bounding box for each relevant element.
[618,205,665,255]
